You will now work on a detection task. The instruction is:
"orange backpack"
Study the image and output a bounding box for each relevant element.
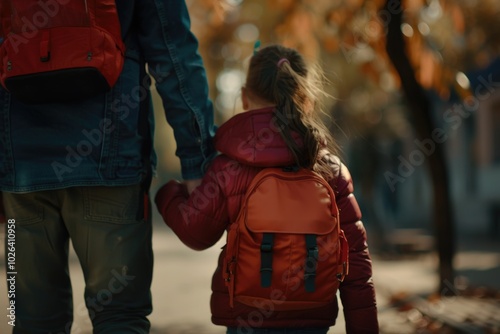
[223,167,349,311]
[0,0,125,103]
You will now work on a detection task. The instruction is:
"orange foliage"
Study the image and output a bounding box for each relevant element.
[449,4,465,34]
[323,36,339,53]
[418,51,437,90]
[267,0,295,11]
[188,0,500,111]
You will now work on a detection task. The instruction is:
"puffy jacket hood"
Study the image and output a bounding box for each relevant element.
[214,107,297,167]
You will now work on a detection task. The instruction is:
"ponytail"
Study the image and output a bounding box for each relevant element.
[246,45,339,179]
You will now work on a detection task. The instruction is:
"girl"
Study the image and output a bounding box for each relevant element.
[155,44,379,333]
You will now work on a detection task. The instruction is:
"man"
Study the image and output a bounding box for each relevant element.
[0,0,216,332]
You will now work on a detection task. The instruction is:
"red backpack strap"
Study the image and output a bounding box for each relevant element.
[93,0,125,53]
[0,1,10,38]
[223,222,239,307]
[337,229,349,282]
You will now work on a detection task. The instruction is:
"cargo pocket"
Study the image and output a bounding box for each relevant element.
[2,192,44,226]
[83,185,143,224]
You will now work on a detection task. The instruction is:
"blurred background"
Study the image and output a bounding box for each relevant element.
[156,0,500,243]
[150,0,500,332]
[161,0,500,246]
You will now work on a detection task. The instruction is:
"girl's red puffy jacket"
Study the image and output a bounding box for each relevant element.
[155,107,379,333]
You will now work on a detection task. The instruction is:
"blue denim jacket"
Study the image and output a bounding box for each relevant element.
[0,0,216,192]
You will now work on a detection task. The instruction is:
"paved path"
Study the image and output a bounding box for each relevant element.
[1,222,499,333]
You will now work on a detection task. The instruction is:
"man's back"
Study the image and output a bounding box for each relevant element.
[0,1,216,332]
[0,0,216,192]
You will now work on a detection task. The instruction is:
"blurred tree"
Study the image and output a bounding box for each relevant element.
[383,0,454,295]
[186,0,500,294]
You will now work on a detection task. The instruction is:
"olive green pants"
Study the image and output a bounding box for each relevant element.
[3,185,153,333]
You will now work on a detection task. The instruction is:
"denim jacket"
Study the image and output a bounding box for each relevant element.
[0,0,216,192]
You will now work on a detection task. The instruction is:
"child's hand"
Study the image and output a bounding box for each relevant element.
[155,180,189,219]
[184,179,202,195]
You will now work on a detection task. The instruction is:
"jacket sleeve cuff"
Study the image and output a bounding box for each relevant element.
[180,150,217,180]
[180,156,205,180]
[154,180,188,219]
[344,306,379,333]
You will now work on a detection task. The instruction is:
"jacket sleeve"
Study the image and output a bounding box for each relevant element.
[154,157,230,251]
[135,0,216,179]
[334,163,379,333]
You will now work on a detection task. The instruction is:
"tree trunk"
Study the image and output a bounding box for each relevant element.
[382,0,455,295]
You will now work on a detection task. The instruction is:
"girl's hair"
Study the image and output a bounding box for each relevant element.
[245,44,339,179]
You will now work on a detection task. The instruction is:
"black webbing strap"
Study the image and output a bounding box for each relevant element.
[304,234,319,292]
[260,233,274,288]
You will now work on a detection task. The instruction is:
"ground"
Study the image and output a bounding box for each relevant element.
[1,221,499,333]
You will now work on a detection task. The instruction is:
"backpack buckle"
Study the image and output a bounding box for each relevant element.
[304,235,318,292]
[260,233,274,287]
[260,243,273,252]
[336,262,348,282]
[40,31,51,62]
[306,246,319,260]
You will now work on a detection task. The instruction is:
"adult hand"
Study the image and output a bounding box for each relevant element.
[184,179,202,195]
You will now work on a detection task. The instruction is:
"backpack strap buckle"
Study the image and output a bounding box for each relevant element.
[304,234,318,292]
[260,233,274,287]
[40,31,50,62]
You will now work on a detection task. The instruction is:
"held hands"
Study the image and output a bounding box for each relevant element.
[154,178,200,220]
[184,178,202,195]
